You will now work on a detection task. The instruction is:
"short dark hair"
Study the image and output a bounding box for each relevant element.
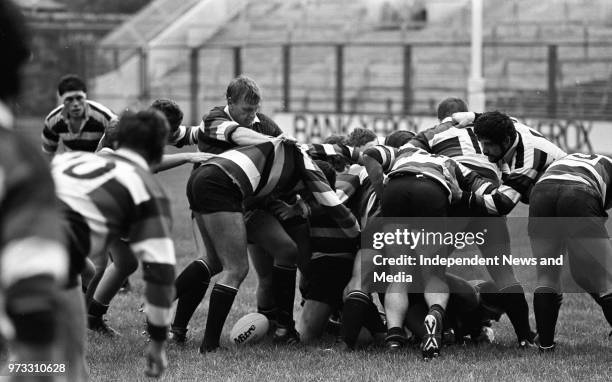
[346,128,377,147]
[314,160,336,191]
[437,97,468,121]
[322,135,348,172]
[150,99,183,133]
[226,75,260,105]
[57,74,87,96]
[116,110,169,165]
[384,130,415,148]
[474,111,516,145]
[0,0,30,100]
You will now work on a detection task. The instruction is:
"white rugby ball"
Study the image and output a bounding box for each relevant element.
[229,312,269,346]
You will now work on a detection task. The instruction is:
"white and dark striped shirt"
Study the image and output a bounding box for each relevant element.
[411,119,501,183]
[538,153,612,210]
[472,121,566,216]
[42,100,117,154]
[52,149,175,329]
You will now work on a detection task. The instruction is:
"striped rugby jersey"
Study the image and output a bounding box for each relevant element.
[411,119,501,183]
[197,106,282,154]
[1,107,68,287]
[309,164,378,260]
[364,145,493,203]
[51,148,175,329]
[42,100,117,154]
[200,139,360,238]
[538,153,612,210]
[471,121,566,216]
[169,125,198,147]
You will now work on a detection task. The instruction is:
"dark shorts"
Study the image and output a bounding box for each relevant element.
[187,165,243,213]
[382,174,449,217]
[301,256,353,308]
[528,180,608,238]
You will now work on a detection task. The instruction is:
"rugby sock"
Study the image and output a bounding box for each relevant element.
[201,283,237,352]
[591,293,612,327]
[257,306,277,323]
[173,260,211,329]
[88,299,109,318]
[363,299,386,335]
[272,265,297,327]
[499,284,533,341]
[340,291,371,349]
[430,304,446,321]
[533,286,562,347]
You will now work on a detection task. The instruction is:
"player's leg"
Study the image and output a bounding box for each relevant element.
[297,257,352,343]
[88,239,138,336]
[58,281,89,381]
[340,248,385,350]
[529,181,564,351]
[246,209,300,343]
[384,284,410,350]
[474,216,534,346]
[247,244,276,324]
[562,187,612,330]
[185,165,248,352]
[198,211,249,352]
[171,214,221,342]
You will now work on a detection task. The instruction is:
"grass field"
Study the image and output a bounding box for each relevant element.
[8,120,612,381]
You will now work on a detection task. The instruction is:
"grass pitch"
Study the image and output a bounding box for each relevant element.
[9,121,612,381]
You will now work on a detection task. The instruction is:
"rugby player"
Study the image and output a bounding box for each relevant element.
[52,110,176,378]
[42,74,117,157]
[0,0,70,372]
[409,98,536,348]
[171,76,306,345]
[360,143,495,359]
[528,153,612,351]
[185,137,360,353]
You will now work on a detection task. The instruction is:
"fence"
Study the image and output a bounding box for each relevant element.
[85,40,612,124]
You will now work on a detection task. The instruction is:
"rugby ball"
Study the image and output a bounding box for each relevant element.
[229,313,269,346]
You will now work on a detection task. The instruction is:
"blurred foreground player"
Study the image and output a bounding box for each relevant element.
[52,110,177,378]
[0,0,69,377]
[529,153,612,351]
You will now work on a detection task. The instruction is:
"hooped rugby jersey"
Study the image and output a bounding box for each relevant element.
[169,124,199,147]
[199,139,360,239]
[538,153,612,210]
[42,100,117,154]
[197,106,283,154]
[51,148,175,328]
[410,119,501,183]
[471,120,566,216]
[1,113,68,287]
[363,144,494,204]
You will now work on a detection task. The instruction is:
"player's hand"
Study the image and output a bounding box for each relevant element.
[452,112,476,128]
[268,200,300,220]
[186,152,216,163]
[278,133,298,143]
[144,340,167,378]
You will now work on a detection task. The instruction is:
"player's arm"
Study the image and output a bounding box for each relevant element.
[361,145,397,200]
[446,161,496,209]
[467,167,535,216]
[200,117,273,146]
[128,196,175,377]
[304,143,361,163]
[41,121,60,158]
[170,125,199,147]
[153,152,216,173]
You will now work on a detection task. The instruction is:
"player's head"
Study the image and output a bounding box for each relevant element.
[58,75,88,119]
[384,130,415,148]
[322,135,349,172]
[474,111,516,163]
[437,97,468,121]
[314,160,336,191]
[115,110,169,166]
[150,99,184,138]
[226,75,261,127]
[0,0,31,101]
[347,128,377,150]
